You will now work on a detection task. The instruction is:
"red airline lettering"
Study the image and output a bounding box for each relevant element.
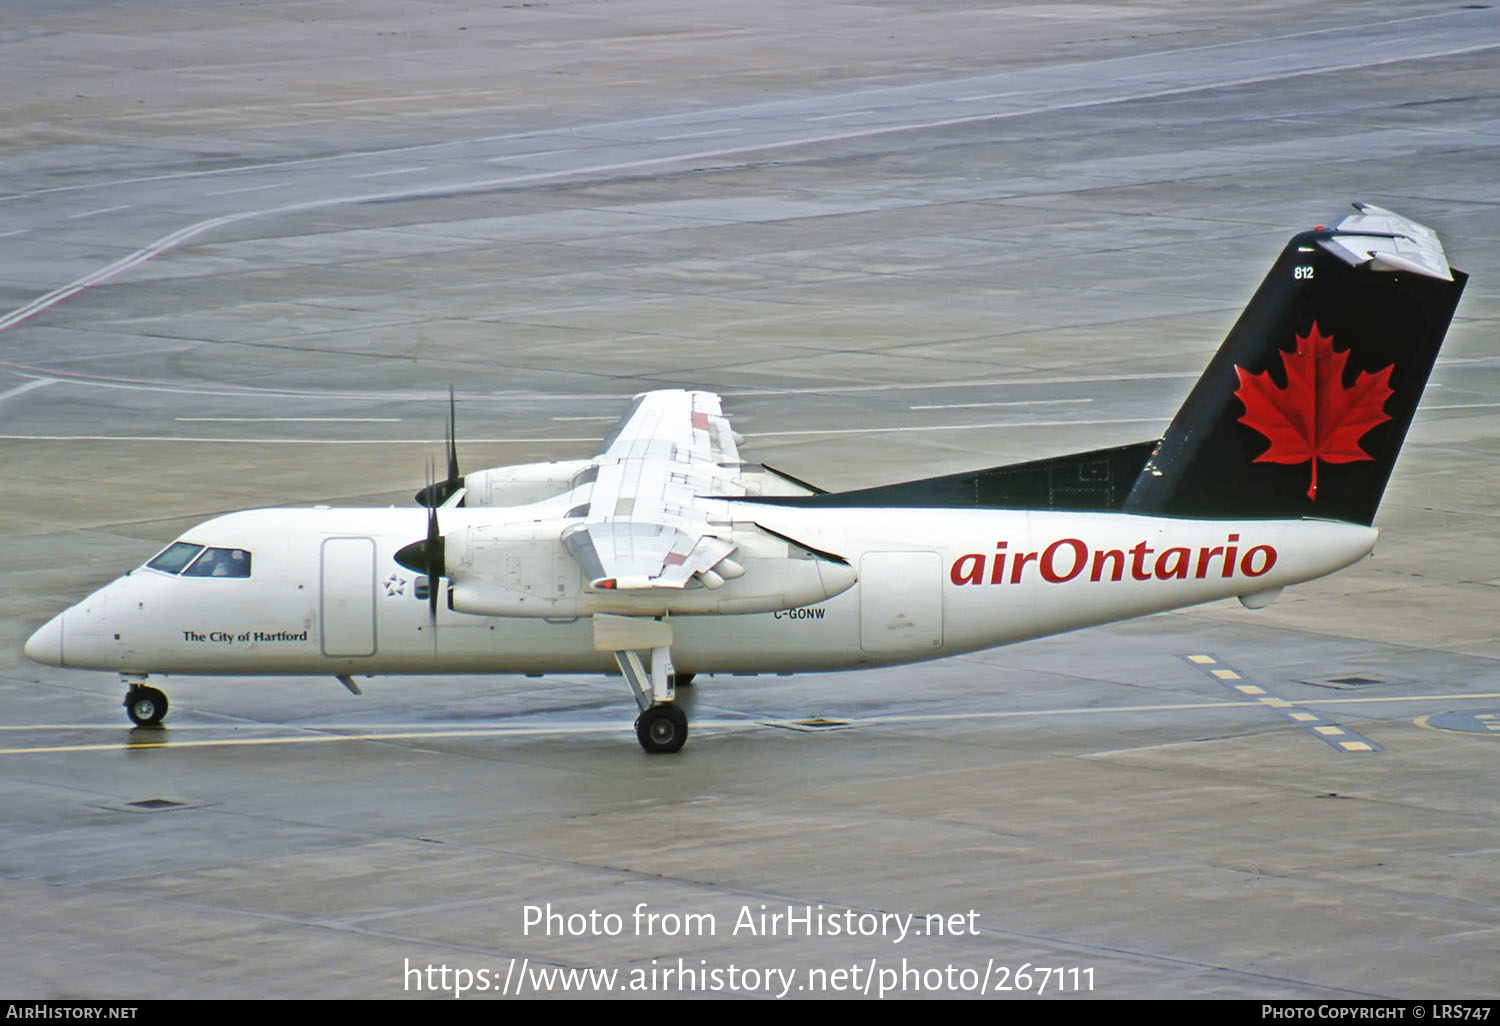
[949,534,1277,586]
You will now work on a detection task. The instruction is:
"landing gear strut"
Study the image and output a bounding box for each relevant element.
[615,645,688,754]
[124,683,168,727]
[596,613,690,754]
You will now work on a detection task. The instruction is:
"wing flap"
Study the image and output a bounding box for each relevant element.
[567,389,751,590]
[567,521,736,590]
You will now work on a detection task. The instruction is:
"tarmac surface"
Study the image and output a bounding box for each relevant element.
[3,0,1499,1000]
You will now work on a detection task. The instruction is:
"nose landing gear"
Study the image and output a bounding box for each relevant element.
[122,677,168,727]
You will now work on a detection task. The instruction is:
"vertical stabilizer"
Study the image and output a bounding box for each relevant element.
[1124,204,1466,525]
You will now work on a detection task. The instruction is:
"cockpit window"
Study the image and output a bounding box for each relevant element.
[182,547,253,578]
[146,542,205,574]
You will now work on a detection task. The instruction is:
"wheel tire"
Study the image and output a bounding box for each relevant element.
[635,703,688,754]
[125,686,168,727]
[670,672,695,687]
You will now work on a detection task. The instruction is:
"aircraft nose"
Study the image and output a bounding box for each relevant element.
[24,613,64,667]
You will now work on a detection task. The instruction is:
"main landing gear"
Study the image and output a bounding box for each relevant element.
[635,703,688,754]
[616,645,687,754]
[123,676,168,727]
[596,613,691,754]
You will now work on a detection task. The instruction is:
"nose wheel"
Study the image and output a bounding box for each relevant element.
[124,685,168,727]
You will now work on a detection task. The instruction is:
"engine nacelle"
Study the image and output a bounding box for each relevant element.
[461,460,594,507]
[443,520,856,618]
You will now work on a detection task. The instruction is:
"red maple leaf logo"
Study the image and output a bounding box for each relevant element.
[1234,322,1394,501]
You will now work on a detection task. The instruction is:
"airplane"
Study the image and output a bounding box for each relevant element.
[24,204,1467,753]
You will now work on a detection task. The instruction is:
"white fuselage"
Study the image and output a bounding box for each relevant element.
[27,503,1377,679]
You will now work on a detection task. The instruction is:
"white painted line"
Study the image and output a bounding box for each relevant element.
[8,690,1500,755]
[0,211,244,333]
[728,371,1197,399]
[486,148,579,163]
[174,416,401,423]
[910,398,1093,411]
[952,91,1026,103]
[67,205,132,219]
[806,109,874,121]
[0,229,28,239]
[204,183,288,197]
[0,414,1154,445]
[349,166,429,179]
[0,723,645,756]
[0,723,280,731]
[659,128,741,140]
[748,417,1164,439]
[0,377,57,403]
[0,367,1201,405]
[0,434,598,445]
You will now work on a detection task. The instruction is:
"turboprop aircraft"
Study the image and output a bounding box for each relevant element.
[25,204,1467,753]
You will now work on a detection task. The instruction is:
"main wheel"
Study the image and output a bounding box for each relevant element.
[635,703,688,754]
[125,686,168,727]
[669,672,695,687]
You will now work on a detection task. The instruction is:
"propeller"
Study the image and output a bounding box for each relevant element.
[415,387,464,507]
[396,472,448,623]
[424,503,444,620]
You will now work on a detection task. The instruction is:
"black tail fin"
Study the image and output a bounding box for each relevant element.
[1124,204,1466,525]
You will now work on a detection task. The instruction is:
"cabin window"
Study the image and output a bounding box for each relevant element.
[182,547,253,578]
[146,542,204,574]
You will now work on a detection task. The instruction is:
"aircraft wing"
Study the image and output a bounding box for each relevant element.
[567,390,745,590]
[594,389,742,466]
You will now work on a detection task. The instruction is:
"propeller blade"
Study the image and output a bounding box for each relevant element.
[426,504,444,620]
[446,386,461,489]
[414,387,466,507]
[397,467,447,626]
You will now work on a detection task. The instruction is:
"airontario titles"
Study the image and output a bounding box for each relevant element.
[949,533,1277,587]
